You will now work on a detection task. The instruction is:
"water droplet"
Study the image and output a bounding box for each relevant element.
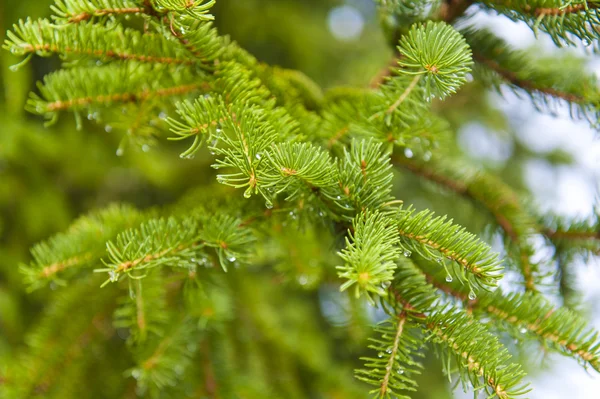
[385,347,393,354]
[116,148,124,157]
[228,256,236,263]
[108,270,118,282]
[243,190,252,199]
[397,368,404,375]
[381,281,391,289]
[336,195,341,200]
[298,275,308,285]
[142,144,150,153]
[216,175,226,184]
[403,250,412,257]
[265,200,274,209]
[519,327,527,334]
[378,352,384,358]
[445,275,453,282]
[468,291,476,300]
[105,125,113,133]
[436,257,443,264]
[255,153,262,160]
[158,111,167,120]
[404,148,414,158]
[423,151,432,161]
[131,369,141,380]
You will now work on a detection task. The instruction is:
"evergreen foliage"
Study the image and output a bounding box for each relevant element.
[2,0,600,398]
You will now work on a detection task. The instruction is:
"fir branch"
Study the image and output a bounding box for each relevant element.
[266,142,337,202]
[153,0,215,20]
[102,217,202,280]
[463,28,600,126]
[395,21,472,99]
[338,211,401,299]
[534,2,600,16]
[51,0,152,24]
[330,139,395,216]
[392,155,539,291]
[426,310,529,398]
[477,0,600,46]
[425,270,600,371]
[9,277,118,398]
[130,317,201,395]
[114,273,169,343]
[20,204,143,290]
[355,313,424,399]
[5,19,196,68]
[393,205,503,291]
[473,52,583,103]
[28,62,207,125]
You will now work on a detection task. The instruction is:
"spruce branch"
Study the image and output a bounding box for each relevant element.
[8,276,118,398]
[331,139,395,215]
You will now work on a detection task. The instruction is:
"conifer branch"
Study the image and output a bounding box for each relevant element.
[477,0,600,46]
[5,20,196,67]
[20,204,144,290]
[394,205,503,291]
[51,0,155,24]
[424,270,600,371]
[426,310,529,398]
[472,52,584,103]
[392,155,539,291]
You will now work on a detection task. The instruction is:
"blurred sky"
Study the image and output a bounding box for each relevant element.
[327,1,600,397]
